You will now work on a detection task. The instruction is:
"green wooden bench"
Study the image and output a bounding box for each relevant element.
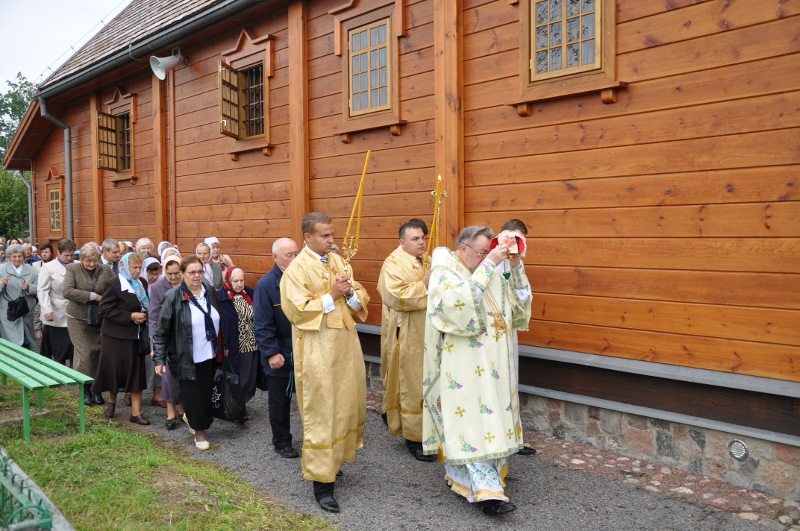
[0,338,93,443]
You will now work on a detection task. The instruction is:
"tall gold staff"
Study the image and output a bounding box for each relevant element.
[340,150,371,274]
[424,174,447,269]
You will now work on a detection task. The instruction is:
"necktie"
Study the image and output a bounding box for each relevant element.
[321,255,328,265]
[416,256,423,265]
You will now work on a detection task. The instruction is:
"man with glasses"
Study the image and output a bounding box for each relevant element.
[421,226,532,516]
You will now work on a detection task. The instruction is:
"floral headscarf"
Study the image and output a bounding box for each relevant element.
[119,252,149,309]
[223,267,252,305]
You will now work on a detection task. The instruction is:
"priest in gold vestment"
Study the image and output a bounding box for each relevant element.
[377,219,435,461]
[280,212,369,513]
[422,226,532,516]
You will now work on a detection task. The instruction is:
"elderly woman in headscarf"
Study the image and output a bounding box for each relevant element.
[218,267,258,404]
[63,243,116,405]
[148,254,186,429]
[92,252,150,424]
[0,244,39,347]
[142,256,166,408]
[205,236,233,276]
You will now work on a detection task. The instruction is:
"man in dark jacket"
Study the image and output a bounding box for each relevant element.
[254,237,301,458]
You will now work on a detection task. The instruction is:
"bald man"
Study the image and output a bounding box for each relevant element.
[254,237,301,458]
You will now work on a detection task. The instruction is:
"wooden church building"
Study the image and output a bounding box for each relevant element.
[4,0,799,497]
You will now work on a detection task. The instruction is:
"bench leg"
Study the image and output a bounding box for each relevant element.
[22,387,31,443]
[79,384,86,436]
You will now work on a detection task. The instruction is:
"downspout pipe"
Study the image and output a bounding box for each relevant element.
[36,97,73,242]
[15,171,34,241]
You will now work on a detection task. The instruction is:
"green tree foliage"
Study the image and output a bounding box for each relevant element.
[1,73,36,163]
[0,171,28,237]
[0,73,36,238]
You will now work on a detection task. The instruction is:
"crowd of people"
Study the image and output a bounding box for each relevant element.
[0,213,533,517]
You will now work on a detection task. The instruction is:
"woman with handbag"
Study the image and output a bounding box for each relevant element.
[63,244,115,406]
[0,244,38,347]
[153,255,221,450]
[37,239,76,365]
[218,267,258,404]
[92,252,150,424]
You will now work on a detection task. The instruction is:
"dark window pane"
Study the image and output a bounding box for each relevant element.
[536,51,548,73]
[551,47,562,71]
[567,0,579,16]
[536,26,548,49]
[567,43,580,67]
[550,22,562,46]
[567,17,579,42]
[550,0,562,21]
[536,1,548,25]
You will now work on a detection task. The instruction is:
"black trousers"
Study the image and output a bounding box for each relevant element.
[178,359,215,432]
[267,374,292,449]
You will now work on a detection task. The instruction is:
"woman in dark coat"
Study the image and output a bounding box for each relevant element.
[218,267,258,403]
[93,252,150,424]
[154,255,221,450]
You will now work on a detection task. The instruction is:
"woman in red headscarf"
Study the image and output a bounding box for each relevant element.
[218,267,258,405]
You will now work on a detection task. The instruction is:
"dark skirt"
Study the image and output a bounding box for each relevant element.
[92,335,146,395]
[178,359,215,432]
[161,363,182,405]
[41,325,73,364]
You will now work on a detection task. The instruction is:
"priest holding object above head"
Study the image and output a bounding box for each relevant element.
[421,225,532,517]
[279,212,370,514]
[377,219,435,462]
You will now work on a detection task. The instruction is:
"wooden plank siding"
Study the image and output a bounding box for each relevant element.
[22,0,798,398]
[461,0,800,381]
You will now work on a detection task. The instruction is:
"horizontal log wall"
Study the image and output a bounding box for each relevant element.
[306,0,437,327]
[462,0,800,382]
[171,6,291,285]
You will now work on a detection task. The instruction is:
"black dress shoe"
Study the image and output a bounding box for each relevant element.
[165,417,178,430]
[518,446,537,456]
[406,441,436,462]
[317,495,340,513]
[275,446,299,458]
[481,499,517,516]
[83,393,94,407]
[336,470,343,477]
[92,393,105,405]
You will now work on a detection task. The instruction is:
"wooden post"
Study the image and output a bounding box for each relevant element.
[434,0,464,247]
[289,0,310,244]
[89,92,104,242]
[152,75,168,243]
[167,69,178,242]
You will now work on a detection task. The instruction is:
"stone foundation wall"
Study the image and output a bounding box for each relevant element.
[519,394,800,500]
[364,359,799,499]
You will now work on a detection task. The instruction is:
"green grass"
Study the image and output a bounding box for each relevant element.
[0,382,333,530]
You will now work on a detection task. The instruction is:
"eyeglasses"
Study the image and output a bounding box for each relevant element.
[465,244,489,259]
[186,270,204,276]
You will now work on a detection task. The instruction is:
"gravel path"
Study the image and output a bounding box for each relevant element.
[129,388,771,531]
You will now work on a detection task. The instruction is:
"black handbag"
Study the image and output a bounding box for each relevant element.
[85,274,102,327]
[5,293,30,321]
[138,322,150,356]
[211,357,247,422]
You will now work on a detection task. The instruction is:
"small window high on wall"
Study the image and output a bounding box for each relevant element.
[513,0,622,114]
[219,61,266,139]
[97,111,131,171]
[348,18,391,117]
[531,0,600,81]
[48,187,61,233]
